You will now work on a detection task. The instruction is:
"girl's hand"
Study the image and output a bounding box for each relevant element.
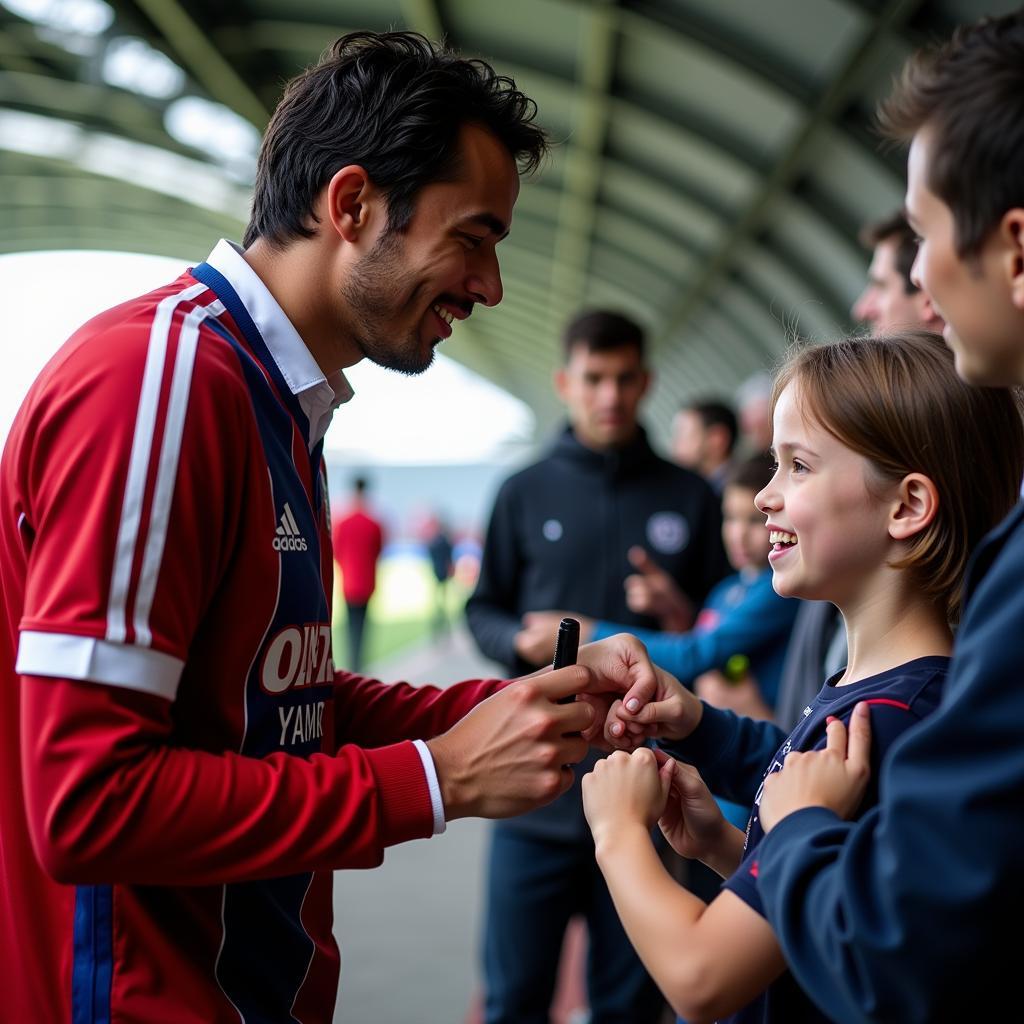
[655,752,728,861]
[759,703,872,832]
[603,666,703,747]
[582,748,669,848]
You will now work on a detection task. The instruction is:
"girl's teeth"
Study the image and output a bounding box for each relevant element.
[769,530,797,545]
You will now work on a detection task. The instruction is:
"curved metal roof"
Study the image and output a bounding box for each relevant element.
[0,0,1015,438]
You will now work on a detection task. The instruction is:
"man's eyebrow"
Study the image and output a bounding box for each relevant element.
[461,213,509,239]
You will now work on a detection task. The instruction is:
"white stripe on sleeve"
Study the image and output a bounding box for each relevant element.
[17,630,184,701]
[106,282,208,644]
[132,301,218,647]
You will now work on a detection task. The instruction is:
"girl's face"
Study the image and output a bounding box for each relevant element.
[721,485,769,571]
[754,382,897,606]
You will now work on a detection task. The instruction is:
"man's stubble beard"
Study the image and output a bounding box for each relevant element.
[340,229,438,376]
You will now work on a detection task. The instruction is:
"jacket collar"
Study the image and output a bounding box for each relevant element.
[549,423,659,477]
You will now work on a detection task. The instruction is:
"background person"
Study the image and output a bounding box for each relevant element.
[467,308,729,1024]
[332,476,384,672]
[425,513,455,636]
[733,372,774,458]
[671,399,738,496]
[851,210,943,335]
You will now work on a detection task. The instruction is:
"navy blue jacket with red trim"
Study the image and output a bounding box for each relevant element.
[756,500,1024,1023]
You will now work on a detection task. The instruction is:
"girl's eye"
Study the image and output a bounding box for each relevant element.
[792,459,808,474]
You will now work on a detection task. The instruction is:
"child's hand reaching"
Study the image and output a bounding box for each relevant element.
[654,751,745,877]
[602,666,704,748]
[582,748,669,849]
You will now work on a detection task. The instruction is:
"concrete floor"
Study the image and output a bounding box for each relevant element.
[330,625,502,1023]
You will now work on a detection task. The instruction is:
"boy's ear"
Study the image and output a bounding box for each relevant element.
[889,473,939,541]
[1001,208,1024,311]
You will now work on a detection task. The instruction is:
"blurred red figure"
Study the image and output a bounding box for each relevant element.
[333,477,384,672]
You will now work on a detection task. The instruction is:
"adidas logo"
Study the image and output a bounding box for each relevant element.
[273,502,308,552]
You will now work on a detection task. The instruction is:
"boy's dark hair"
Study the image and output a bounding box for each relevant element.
[687,399,738,454]
[878,11,1024,257]
[859,211,919,294]
[244,31,547,249]
[563,310,646,362]
[726,452,774,494]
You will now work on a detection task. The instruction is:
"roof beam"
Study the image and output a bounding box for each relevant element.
[653,0,927,348]
[0,70,186,151]
[547,0,619,316]
[126,0,270,126]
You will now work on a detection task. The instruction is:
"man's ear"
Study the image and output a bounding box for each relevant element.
[889,472,939,542]
[554,367,568,402]
[1001,208,1024,311]
[324,165,377,243]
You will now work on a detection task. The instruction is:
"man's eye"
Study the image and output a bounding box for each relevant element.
[459,233,485,249]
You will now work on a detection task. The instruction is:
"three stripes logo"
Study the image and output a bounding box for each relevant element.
[273,502,308,552]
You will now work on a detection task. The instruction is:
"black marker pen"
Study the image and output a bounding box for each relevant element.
[553,617,580,703]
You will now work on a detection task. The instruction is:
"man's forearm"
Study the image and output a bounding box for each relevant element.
[22,677,435,886]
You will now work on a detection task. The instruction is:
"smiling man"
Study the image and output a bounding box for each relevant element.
[0,32,665,1023]
[748,11,1024,1023]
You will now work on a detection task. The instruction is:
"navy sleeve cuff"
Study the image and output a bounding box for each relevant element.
[757,805,849,885]
[658,702,742,771]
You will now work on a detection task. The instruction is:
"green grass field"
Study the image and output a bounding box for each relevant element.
[332,554,471,670]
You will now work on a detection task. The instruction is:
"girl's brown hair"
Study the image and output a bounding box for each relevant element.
[772,331,1024,623]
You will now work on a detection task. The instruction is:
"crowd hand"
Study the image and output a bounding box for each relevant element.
[759,703,872,833]
[695,670,774,721]
[602,663,703,748]
[514,610,596,667]
[582,747,669,847]
[624,546,695,632]
[653,750,727,862]
[426,665,596,821]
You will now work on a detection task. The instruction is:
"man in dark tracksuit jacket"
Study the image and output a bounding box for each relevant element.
[752,14,1024,1022]
[466,310,729,1023]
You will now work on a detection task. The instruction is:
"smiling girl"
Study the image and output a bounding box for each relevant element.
[580,330,1024,1023]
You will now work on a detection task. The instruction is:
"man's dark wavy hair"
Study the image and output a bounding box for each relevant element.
[244,31,547,248]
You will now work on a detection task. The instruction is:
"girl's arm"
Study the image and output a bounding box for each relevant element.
[597,825,785,1023]
[591,574,798,686]
[583,750,786,1022]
